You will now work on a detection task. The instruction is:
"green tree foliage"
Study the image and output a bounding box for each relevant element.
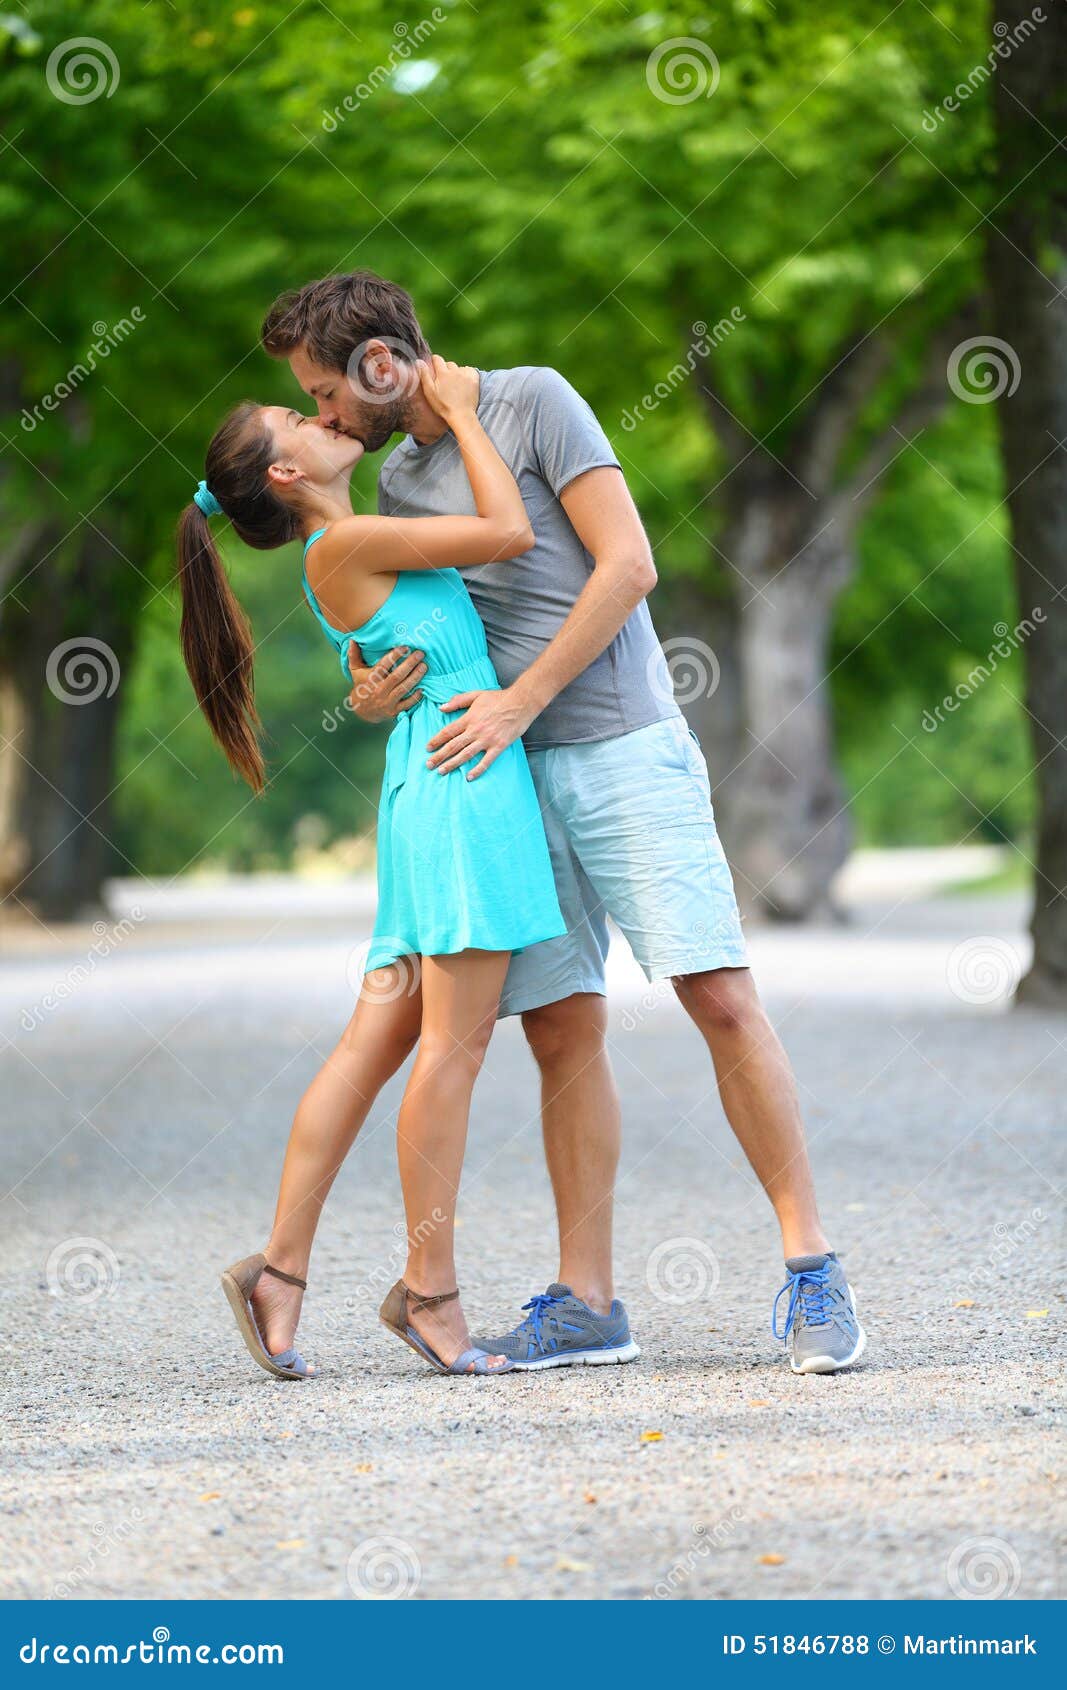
[0,0,1037,897]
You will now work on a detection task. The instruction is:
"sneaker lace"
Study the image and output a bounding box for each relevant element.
[519,1291,563,1344]
[771,1265,832,1341]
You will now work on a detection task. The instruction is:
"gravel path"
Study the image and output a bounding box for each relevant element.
[1,884,1063,1601]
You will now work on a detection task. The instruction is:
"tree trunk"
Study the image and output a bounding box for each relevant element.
[663,478,854,922]
[0,529,134,921]
[729,547,853,922]
[667,576,743,791]
[677,297,970,923]
[987,0,1067,1008]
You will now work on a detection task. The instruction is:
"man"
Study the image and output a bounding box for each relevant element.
[262,271,866,1375]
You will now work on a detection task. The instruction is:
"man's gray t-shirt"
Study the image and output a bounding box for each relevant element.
[377,365,679,750]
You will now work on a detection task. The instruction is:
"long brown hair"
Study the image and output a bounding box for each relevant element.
[176,402,299,792]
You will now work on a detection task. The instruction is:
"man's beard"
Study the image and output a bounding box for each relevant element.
[342,395,410,452]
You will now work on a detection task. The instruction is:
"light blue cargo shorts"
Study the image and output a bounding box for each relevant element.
[498,714,748,1018]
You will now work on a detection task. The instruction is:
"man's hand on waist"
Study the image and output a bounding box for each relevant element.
[425,680,542,780]
[347,646,426,724]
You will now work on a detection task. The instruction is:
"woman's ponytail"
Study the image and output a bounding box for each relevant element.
[176,401,301,791]
[176,501,265,793]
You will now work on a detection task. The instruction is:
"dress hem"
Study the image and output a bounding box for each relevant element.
[365,923,568,971]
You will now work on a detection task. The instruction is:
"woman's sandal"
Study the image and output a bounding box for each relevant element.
[379,1280,515,1375]
[220,1253,314,1380]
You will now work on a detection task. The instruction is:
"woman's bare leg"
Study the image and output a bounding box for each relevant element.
[394,950,510,1369]
[251,966,422,1356]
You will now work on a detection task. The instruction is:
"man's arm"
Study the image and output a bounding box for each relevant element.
[426,466,656,778]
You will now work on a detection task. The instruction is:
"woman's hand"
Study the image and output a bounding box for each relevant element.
[418,355,479,424]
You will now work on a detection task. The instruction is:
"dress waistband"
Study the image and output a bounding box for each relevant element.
[383,655,498,799]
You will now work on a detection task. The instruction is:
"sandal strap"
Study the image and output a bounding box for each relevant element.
[403,1281,459,1311]
[262,1262,307,1291]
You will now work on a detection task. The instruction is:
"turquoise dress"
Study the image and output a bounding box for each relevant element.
[301,530,566,969]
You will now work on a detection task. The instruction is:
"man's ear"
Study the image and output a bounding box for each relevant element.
[360,338,394,387]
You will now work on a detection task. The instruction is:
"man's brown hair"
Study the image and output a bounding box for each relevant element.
[260,271,431,373]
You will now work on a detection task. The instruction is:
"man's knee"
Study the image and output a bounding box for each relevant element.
[673,967,761,1036]
[522,993,606,1068]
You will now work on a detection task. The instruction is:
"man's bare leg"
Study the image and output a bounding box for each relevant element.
[672,967,829,1257]
[521,993,619,1316]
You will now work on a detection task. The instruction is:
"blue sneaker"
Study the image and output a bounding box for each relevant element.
[772,1252,866,1374]
[472,1283,641,1370]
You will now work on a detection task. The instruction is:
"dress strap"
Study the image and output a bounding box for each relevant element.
[300,537,356,680]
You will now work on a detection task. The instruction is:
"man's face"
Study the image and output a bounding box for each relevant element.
[288,341,418,452]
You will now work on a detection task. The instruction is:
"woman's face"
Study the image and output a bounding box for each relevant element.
[262,405,365,488]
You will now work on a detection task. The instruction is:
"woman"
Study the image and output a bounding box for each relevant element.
[176,358,565,1378]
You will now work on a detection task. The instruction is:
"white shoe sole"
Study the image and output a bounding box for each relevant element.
[511,1339,641,1371]
[790,1285,867,1375]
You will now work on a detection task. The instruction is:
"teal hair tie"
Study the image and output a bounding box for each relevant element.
[193,480,223,517]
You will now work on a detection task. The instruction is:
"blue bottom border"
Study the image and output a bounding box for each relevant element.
[1,1600,1063,1681]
